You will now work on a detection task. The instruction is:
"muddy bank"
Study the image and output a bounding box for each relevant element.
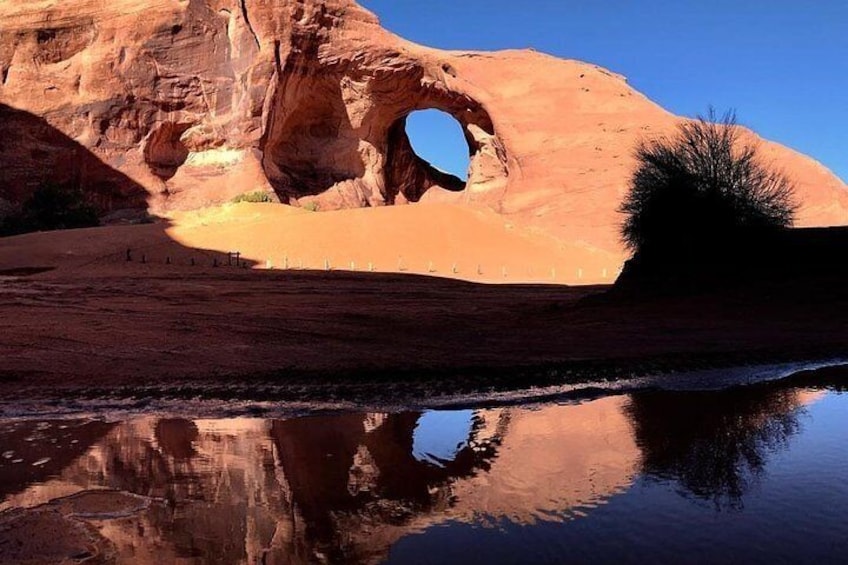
[0,490,152,564]
[1,357,846,420]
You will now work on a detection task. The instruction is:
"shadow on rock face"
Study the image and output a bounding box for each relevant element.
[0,103,149,214]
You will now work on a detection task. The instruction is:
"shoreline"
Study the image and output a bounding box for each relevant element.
[2,356,845,420]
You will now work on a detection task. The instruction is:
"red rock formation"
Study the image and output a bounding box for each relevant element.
[0,0,846,261]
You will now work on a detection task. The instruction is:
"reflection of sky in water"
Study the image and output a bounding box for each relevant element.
[412,410,474,467]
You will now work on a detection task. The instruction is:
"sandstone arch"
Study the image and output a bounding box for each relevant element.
[260,60,509,209]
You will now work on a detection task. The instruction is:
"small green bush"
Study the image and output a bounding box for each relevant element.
[231,191,273,204]
[302,201,320,212]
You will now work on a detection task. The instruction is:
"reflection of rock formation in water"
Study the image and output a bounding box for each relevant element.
[0,399,638,564]
[268,410,510,563]
[624,387,822,509]
[3,417,290,564]
[0,419,115,503]
[450,398,638,524]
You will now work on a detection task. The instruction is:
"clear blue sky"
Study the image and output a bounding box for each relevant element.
[360,0,847,183]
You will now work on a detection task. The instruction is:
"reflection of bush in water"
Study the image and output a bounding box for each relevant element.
[625,386,804,509]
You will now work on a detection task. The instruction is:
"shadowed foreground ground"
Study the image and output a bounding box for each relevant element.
[1,258,846,398]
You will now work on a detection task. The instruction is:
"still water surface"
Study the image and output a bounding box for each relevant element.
[1,375,846,564]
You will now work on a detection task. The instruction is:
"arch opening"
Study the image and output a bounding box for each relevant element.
[385,109,472,204]
[406,109,470,182]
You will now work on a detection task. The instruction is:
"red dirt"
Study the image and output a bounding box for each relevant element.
[0,218,845,392]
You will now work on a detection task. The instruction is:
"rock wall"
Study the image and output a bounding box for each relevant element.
[0,0,846,259]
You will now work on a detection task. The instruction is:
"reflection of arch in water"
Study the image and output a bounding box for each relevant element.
[266,399,640,562]
[1,398,640,565]
[266,410,508,562]
[412,409,475,467]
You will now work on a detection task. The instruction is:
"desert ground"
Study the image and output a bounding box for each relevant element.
[2,0,846,403]
[1,203,846,398]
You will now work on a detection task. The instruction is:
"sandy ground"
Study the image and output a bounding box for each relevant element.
[0,205,846,394]
[0,202,621,282]
[163,203,621,285]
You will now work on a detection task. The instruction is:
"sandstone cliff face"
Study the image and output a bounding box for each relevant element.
[1,0,846,261]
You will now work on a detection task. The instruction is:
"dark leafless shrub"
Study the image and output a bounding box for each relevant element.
[620,109,797,256]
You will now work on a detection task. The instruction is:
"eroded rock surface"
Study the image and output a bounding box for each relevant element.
[0,0,846,261]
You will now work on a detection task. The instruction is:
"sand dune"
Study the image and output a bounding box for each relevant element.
[0,202,620,285]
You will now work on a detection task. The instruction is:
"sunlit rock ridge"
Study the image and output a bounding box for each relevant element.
[1,0,846,262]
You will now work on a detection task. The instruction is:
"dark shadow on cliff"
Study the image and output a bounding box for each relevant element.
[0,103,260,271]
[0,103,148,218]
